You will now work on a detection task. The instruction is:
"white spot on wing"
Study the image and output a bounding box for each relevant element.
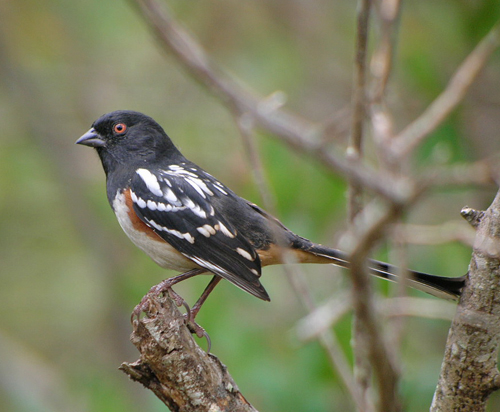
[189,204,207,218]
[136,169,163,197]
[213,181,228,195]
[147,200,157,211]
[197,226,211,237]
[131,191,147,209]
[218,221,235,238]
[236,247,254,261]
[146,218,195,244]
[196,224,216,238]
[204,224,216,235]
[164,187,179,204]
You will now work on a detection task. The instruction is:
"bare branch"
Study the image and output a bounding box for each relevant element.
[394,221,475,246]
[348,0,371,219]
[129,0,413,205]
[120,294,258,412]
[346,203,404,412]
[391,20,500,159]
[349,1,373,407]
[422,159,499,188]
[296,297,456,342]
[369,0,401,169]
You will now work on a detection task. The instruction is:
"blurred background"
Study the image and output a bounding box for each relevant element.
[1,0,500,411]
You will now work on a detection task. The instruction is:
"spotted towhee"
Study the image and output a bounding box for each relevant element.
[77,110,465,321]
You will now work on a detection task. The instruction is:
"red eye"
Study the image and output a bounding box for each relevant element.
[113,123,127,134]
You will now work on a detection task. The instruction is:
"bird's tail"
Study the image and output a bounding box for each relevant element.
[301,243,465,301]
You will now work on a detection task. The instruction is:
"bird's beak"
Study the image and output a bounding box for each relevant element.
[76,128,106,148]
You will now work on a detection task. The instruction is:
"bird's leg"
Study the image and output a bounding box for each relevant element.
[189,275,222,322]
[184,275,222,353]
[132,268,206,321]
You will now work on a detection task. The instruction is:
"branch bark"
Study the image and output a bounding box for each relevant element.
[120,294,258,412]
[431,191,500,411]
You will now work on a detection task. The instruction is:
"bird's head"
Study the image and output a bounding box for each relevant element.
[76,110,182,174]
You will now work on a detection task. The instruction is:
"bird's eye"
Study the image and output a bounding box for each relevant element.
[113,123,127,134]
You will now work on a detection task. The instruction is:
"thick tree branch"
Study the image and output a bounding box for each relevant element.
[431,190,500,411]
[120,294,257,412]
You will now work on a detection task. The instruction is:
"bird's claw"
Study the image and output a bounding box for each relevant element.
[131,282,211,352]
[186,319,212,353]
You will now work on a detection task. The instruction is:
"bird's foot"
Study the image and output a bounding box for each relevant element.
[131,278,190,322]
[131,279,211,352]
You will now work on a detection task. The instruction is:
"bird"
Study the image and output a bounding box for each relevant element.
[76,110,466,328]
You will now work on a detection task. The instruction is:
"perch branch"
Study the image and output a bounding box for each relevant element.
[120,293,258,412]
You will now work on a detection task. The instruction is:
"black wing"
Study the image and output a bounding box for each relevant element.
[129,163,270,301]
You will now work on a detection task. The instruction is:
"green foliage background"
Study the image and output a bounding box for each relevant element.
[1,1,500,411]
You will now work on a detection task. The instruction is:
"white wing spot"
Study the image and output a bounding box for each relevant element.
[213,181,228,195]
[147,218,195,244]
[197,226,211,237]
[203,224,217,235]
[236,247,254,261]
[183,232,195,243]
[136,169,163,197]
[164,188,179,204]
[197,224,217,237]
[131,191,147,208]
[147,200,157,211]
[218,221,235,238]
[190,204,207,219]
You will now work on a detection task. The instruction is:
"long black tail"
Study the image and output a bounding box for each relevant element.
[307,244,466,300]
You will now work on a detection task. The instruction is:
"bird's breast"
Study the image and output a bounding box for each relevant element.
[112,189,199,272]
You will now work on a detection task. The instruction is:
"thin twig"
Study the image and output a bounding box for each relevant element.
[348,0,371,220]
[345,203,405,412]
[369,0,402,171]
[349,1,373,407]
[422,159,498,188]
[371,0,402,104]
[394,221,475,246]
[297,296,457,342]
[391,20,500,159]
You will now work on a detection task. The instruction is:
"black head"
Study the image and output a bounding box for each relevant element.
[76,110,182,175]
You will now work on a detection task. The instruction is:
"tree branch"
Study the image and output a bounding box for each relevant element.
[129,0,413,205]
[391,20,500,159]
[431,190,500,411]
[120,294,258,412]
